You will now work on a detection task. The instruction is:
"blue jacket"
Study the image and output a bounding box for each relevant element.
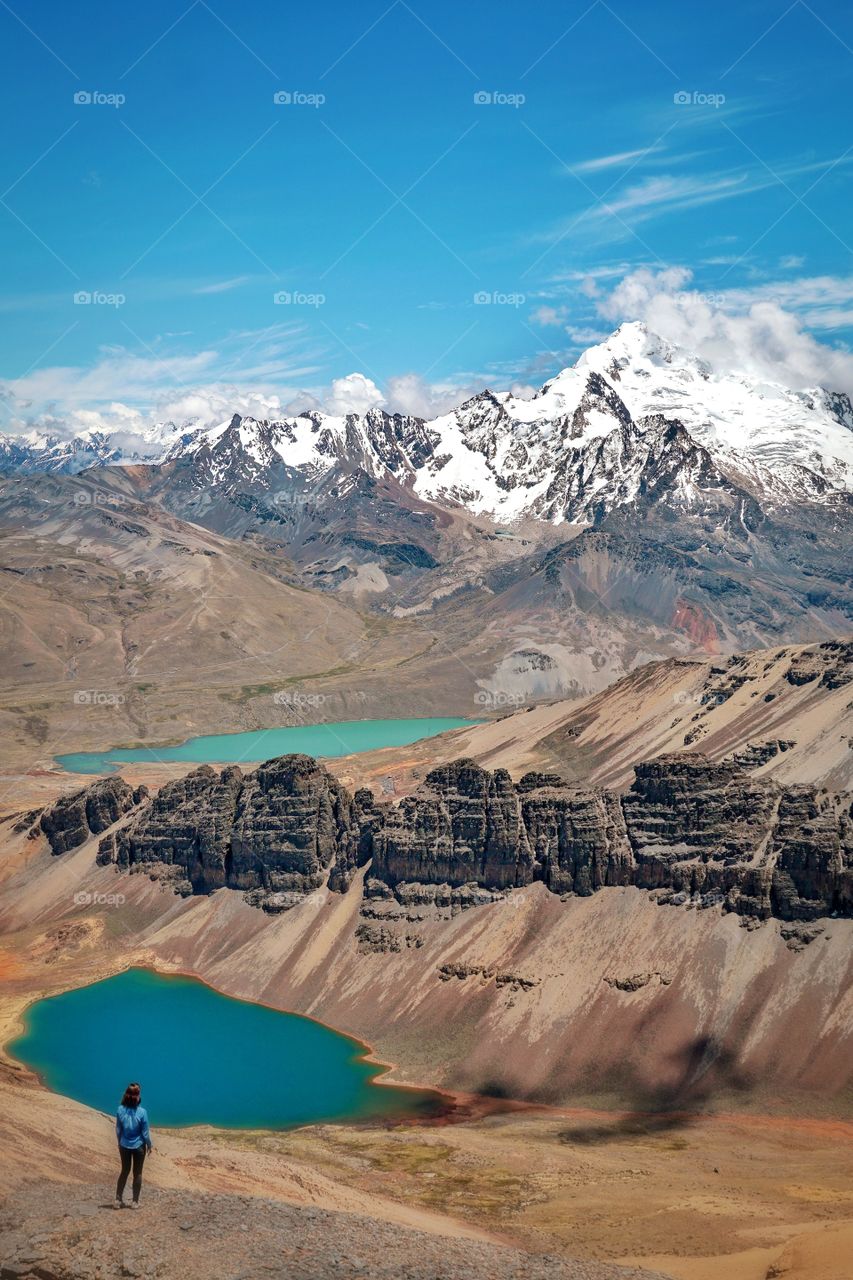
[116,1104,151,1151]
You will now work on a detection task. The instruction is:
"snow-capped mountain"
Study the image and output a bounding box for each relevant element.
[0,429,123,474]
[410,323,853,519]
[0,420,196,475]
[3,323,852,526]
[162,407,433,493]
[576,323,853,496]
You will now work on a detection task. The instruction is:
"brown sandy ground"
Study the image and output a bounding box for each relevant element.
[0,1184,669,1280]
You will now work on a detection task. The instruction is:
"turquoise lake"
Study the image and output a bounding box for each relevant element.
[8,969,442,1129]
[55,716,478,775]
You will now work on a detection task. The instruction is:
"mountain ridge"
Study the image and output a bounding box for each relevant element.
[4,323,852,525]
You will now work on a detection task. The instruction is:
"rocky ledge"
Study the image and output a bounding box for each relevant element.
[0,1183,666,1280]
[94,755,379,900]
[33,753,852,922]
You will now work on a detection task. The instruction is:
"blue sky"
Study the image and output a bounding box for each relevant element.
[1,0,852,432]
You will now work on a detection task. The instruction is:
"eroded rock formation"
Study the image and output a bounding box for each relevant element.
[96,755,370,903]
[41,752,850,921]
[372,761,533,889]
[98,765,242,892]
[39,777,145,856]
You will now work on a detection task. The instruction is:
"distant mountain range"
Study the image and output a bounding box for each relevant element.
[4,323,852,524]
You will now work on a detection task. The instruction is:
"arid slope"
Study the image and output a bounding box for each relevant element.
[341,640,852,797]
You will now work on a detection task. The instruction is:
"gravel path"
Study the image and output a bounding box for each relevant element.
[0,1183,672,1280]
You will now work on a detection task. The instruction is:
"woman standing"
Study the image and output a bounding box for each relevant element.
[114,1082,153,1208]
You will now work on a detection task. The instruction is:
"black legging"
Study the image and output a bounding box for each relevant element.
[116,1146,146,1203]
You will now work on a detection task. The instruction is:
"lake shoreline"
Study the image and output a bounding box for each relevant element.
[6,963,463,1131]
[54,716,483,775]
[5,959,852,1140]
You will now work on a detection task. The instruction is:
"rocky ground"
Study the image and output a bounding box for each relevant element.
[1,1064,852,1280]
[0,1183,668,1280]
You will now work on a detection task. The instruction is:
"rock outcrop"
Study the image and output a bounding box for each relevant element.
[98,765,242,892]
[39,777,145,855]
[229,755,362,896]
[95,755,374,906]
[771,787,853,921]
[83,753,852,921]
[517,774,634,895]
[372,761,533,889]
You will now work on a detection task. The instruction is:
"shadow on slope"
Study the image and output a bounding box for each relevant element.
[558,1033,754,1144]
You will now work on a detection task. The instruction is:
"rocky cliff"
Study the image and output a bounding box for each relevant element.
[37,777,146,856]
[372,756,851,920]
[71,752,853,922]
[96,756,376,905]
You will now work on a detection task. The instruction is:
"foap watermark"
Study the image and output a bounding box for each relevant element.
[73,290,125,307]
[667,889,726,909]
[473,290,526,308]
[273,290,325,307]
[72,490,130,508]
[500,889,530,911]
[673,89,725,108]
[273,691,328,709]
[673,690,727,708]
[73,689,126,707]
[74,89,125,108]
[475,689,525,710]
[474,90,525,108]
[74,890,126,907]
[273,90,325,107]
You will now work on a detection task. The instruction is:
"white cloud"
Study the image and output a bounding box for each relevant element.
[531,154,853,249]
[385,373,482,417]
[571,147,663,173]
[595,172,753,220]
[566,327,609,345]
[720,275,853,329]
[0,328,483,442]
[193,276,251,295]
[530,305,565,326]
[598,266,853,393]
[323,372,385,417]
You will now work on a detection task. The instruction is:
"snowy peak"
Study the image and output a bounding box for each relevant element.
[0,419,197,474]
[572,321,853,493]
[0,430,123,474]
[576,320,708,377]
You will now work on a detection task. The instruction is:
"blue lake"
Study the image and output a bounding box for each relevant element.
[8,969,443,1129]
[55,716,478,775]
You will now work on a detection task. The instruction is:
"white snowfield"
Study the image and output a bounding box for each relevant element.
[4,322,852,523]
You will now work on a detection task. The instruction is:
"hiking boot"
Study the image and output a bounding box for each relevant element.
[113,1199,122,1210]
[130,1201,140,1210]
